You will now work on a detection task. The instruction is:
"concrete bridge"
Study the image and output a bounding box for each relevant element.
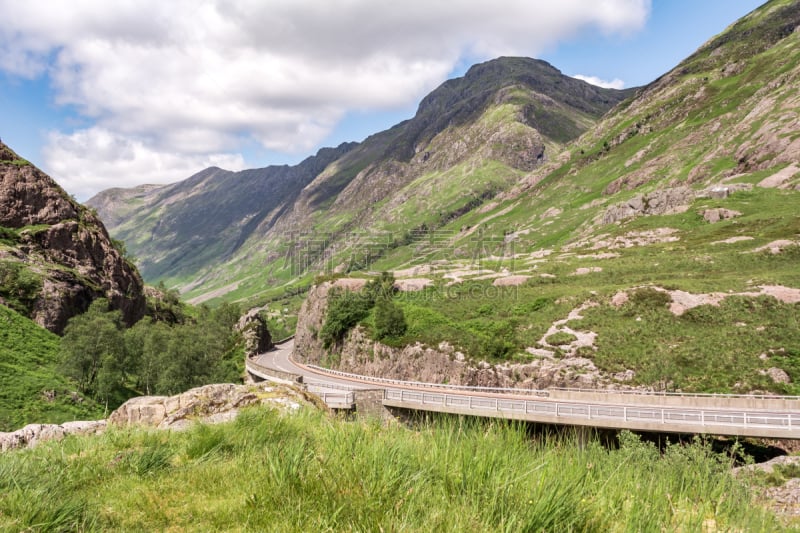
[246,340,800,439]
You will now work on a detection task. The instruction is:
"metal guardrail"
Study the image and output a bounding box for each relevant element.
[305,365,551,396]
[317,391,355,407]
[546,386,800,401]
[305,381,360,392]
[384,389,800,433]
[305,364,800,402]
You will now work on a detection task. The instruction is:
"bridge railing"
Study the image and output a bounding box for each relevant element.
[317,391,355,406]
[305,364,551,396]
[304,364,800,402]
[546,386,800,401]
[305,380,360,392]
[384,388,800,433]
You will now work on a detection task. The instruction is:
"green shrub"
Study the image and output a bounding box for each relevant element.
[545,331,578,346]
[0,261,41,314]
[374,297,407,340]
[627,287,671,310]
[320,288,374,348]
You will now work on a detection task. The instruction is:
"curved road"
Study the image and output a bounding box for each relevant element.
[250,340,800,439]
[255,340,375,391]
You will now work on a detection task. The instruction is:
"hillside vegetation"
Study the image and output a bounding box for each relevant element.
[0,407,787,531]
[293,0,800,393]
[0,306,102,431]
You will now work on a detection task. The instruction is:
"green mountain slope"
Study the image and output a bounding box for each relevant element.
[0,305,102,431]
[90,0,800,394]
[87,143,358,281]
[304,0,800,393]
[91,57,632,303]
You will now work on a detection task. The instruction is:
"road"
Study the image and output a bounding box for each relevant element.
[248,340,800,439]
[254,339,374,392]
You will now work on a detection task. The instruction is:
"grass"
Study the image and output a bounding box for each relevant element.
[0,305,102,431]
[0,406,787,531]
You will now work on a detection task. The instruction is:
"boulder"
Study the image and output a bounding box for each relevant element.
[109,383,307,430]
[236,309,273,357]
[701,208,741,223]
[0,420,106,452]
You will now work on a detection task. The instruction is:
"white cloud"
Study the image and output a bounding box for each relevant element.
[44,128,246,200]
[0,0,649,196]
[572,74,627,90]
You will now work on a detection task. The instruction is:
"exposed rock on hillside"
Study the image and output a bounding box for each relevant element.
[236,308,273,357]
[0,141,145,333]
[109,382,310,430]
[295,281,629,390]
[1,382,312,451]
[0,420,106,452]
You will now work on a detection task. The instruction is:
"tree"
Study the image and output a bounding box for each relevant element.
[373,297,407,340]
[60,299,126,403]
[320,288,373,348]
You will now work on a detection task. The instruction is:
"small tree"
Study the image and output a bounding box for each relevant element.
[373,297,407,340]
[60,299,126,403]
[320,288,373,348]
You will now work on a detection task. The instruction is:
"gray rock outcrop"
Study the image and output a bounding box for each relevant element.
[0,420,106,452]
[109,382,308,430]
[0,140,145,333]
[236,309,273,357]
[700,208,741,223]
[602,186,694,224]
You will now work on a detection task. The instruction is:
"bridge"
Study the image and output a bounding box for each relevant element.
[246,339,800,440]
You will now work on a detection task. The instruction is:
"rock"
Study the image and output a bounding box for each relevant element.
[540,207,562,219]
[752,240,798,255]
[602,186,694,224]
[0,140,145,333]
[766,367,791,384]
[493,275,529,286]
[701,208,741,223]
[109,383,308,429]
[0,420,106,452]
[572,267,602,276]
[236,308,273,357]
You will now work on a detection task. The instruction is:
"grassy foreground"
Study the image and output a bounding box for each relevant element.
[0,406,786,531]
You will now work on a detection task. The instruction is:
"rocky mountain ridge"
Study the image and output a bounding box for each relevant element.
[0,142,145,333]
[90,57,633,302]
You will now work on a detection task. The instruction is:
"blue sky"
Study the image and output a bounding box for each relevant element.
[0,0,764,199]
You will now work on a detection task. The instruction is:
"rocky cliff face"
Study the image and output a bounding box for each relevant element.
[294,280,627,389]
[0,141,145,333]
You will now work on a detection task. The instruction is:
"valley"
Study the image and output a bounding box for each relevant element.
[2,0,800,529]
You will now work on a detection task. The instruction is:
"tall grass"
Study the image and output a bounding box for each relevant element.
[0,406,785,531]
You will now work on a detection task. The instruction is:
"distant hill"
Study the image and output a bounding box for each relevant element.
[89,57,633,302]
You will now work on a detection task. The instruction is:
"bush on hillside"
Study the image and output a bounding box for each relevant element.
[373,297,407,340]
[320,288,373,348]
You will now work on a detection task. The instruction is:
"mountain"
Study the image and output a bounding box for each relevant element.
[88,0,800,395]
[87,143,358,282]
[0,141,145,333]
[283,0,800,394]
[89,57,633,302]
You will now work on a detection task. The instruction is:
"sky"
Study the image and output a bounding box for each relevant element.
[0,0,765,200]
